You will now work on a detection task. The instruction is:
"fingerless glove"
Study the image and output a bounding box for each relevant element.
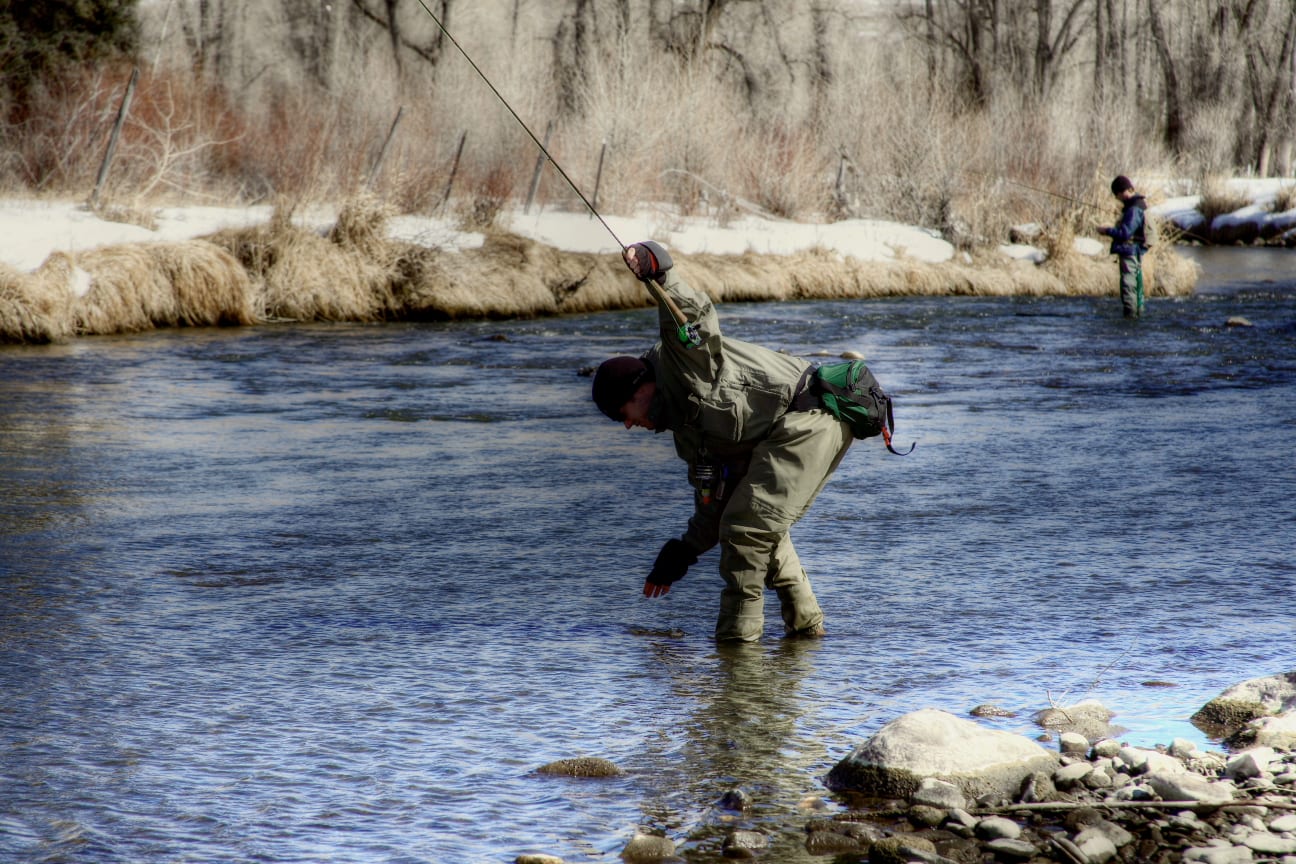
[647,538,697,587]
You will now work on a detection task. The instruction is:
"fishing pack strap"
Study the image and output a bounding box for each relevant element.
[814,360,914,455]
[788,366,819,412]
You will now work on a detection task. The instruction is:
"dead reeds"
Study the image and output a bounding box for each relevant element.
[0,258,75,343]
[206,195,401,322]
[1,207,1201,346]
[0,241,254,343]
[70,241,256,334]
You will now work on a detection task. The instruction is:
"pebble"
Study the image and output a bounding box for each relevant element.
[1270,813,1296,832]
[1054,761,1095,787]
[984,837,1038,859]
[721,829,768,857]
[975,815,1022,840]
[621,832,675,861]
[1183,846,1254,864]
[1244,833,1296,854]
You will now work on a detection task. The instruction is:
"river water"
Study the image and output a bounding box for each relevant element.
[1,248,1293,863]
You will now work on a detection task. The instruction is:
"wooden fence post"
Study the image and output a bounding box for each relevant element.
[438,130,467,213]
[525,120,553,214]
[367,106,404,189]
[591,139,608,219]
[90,66,139,209]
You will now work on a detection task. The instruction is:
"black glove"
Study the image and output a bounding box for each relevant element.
[645,539,697,597]
[625,241,673,282]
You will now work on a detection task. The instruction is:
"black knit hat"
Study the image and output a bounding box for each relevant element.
[592,356,651,420]
[1111,175,1134,195]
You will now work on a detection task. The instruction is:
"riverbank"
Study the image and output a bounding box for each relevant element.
[533,675,1296,864]
[0,195,1201,344]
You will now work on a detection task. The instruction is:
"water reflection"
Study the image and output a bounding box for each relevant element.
[632,637,829,859]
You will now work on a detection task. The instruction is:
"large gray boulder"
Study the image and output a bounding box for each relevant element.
[1191,672,1296,736]
[826,708,1059,800]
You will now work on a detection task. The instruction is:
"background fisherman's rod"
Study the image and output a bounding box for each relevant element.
[411,0,626,251]
[976,171,1212,245]
[963,170,1109,213]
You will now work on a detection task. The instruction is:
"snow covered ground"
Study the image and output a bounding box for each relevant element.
[0,176,1290,275]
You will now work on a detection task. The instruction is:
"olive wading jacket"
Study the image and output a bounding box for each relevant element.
[640,270,813,547]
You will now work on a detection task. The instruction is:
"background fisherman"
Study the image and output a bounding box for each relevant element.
[1098,175,1150,318]
[591,242,855,642]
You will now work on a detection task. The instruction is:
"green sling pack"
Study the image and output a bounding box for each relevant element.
[813,360,914,455]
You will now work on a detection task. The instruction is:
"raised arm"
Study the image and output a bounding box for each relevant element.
[623,241,720,356]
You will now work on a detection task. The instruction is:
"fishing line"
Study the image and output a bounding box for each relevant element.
[991,174,1108,213]
[975,171,1211,245]
[412,0,626,250]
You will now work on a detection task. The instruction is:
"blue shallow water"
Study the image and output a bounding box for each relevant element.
[1,247,1294,863]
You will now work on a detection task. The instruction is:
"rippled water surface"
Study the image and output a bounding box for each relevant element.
[2,247,1294,863]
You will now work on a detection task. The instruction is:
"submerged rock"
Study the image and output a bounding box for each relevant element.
[720,829,767,857]
[1032,699,1121,741]
[620,832,675,861]
[536,757,623,778]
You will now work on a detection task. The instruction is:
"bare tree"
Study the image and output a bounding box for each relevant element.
[1031,0,1088,99]
[180,0,224,80]
[1239,1,1296,174]
[348,0,448,78]
[553,0,596,118]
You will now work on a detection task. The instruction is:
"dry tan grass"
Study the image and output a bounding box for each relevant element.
[390,236,1180,324]
[70,241,255,334]
[206,197,401,322]
[1143,241,1201,297]
[71,244,176,333]
[1,240,254,341]
[0,257,76,343]
[149,242,258,325]
[394,232,638,320]
[1198,179,1253,227]
[3,213,1205,344]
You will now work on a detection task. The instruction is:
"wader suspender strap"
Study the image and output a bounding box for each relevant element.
[881,398,915,456]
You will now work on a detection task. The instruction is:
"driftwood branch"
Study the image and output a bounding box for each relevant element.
[974,798,1296,815]
[851,797,1296,820]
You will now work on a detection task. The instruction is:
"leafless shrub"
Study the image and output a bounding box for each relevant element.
[1272,183,1296,213]
[453,164,518,230]
[1198,178,1251,226]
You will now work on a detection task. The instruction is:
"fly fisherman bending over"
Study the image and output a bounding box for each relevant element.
[591,242,855,642]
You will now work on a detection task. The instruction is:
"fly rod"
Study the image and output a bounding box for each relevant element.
[976,172,1109,213]
[412,0,625,252]
[979,172,1211,245]
[411,0,699,338]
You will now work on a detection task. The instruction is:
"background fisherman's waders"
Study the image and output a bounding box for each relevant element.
[715,409,853,641]
[1119,253,1144,317]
